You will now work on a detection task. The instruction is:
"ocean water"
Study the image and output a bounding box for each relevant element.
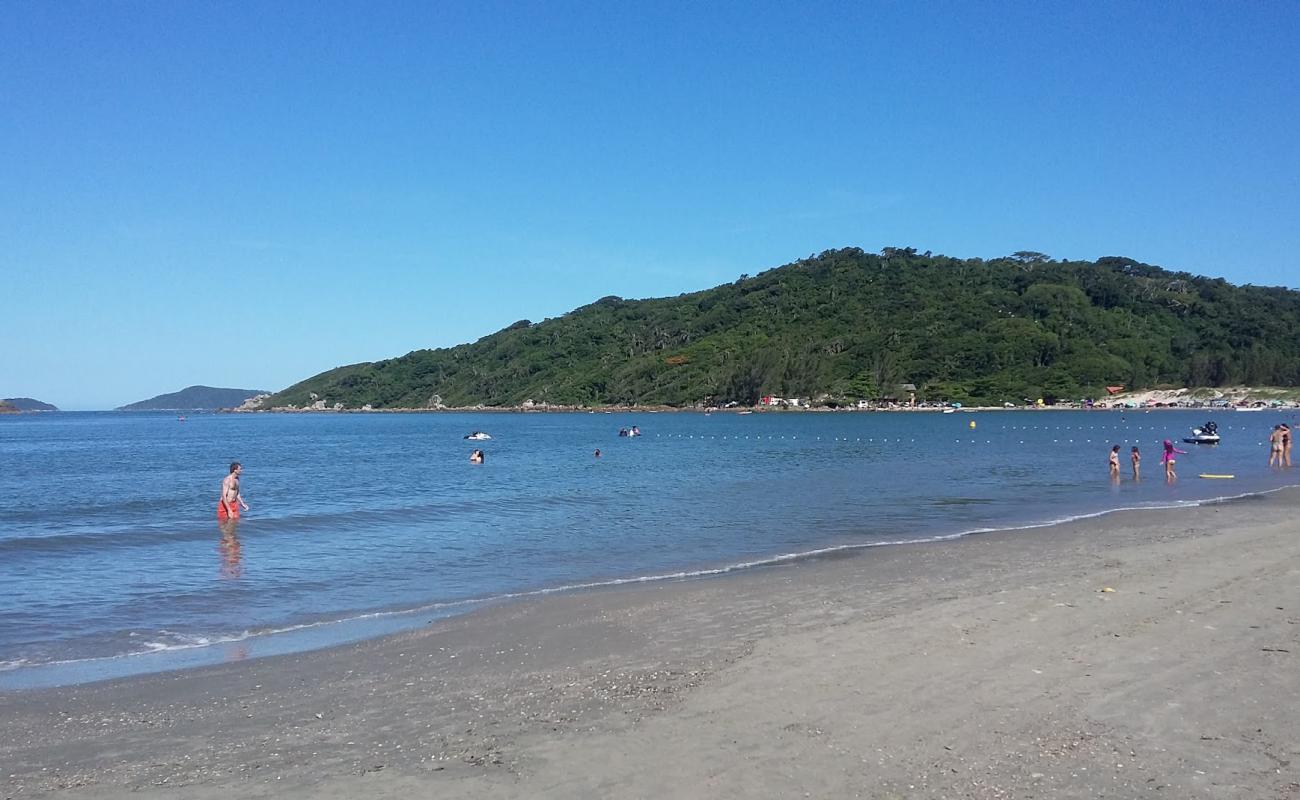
[2,409,1296,689]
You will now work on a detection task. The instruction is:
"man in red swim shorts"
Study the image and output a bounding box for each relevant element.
[218,462,249,521]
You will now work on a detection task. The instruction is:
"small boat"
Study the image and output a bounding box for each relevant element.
[1183,421,1220,445]
[464,431,492,440]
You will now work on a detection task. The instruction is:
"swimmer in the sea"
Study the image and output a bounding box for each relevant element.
[469,449,484,464]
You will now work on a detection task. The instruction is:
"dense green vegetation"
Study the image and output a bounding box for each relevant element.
[264,249,1300,409]
[119,386,267,411]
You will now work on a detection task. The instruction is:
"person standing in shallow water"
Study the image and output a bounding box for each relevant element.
[1162,440,1186,481]
[1130,446,1141,480]
[1269,426,1284,467]
[1108,445,1121,480]
[218,462,248,521]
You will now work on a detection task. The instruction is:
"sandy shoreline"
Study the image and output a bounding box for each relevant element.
[4,491,1299,799]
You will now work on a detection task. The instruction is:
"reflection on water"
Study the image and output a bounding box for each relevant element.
[218,520,242,580]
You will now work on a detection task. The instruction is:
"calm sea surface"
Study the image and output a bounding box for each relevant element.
[2,409,1297,689]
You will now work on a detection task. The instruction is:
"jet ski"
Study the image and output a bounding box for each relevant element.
[1184,421,1220,444]
[464,431,492,440]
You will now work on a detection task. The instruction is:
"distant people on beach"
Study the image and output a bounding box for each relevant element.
[218,462,248,521]
[1108,445,1121,479]
[1162,440,1187,481]
[1131,446,1141,480]
[469,449,485,464]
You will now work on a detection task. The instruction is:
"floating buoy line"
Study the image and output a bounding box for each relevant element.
[644,421,1277,448]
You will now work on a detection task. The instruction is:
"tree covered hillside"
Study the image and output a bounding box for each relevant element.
[264,249,1300,409]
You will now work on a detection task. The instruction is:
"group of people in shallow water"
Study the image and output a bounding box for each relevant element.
[1108,423,1292,482]
[212,421,1295,526]
[1107,442,1183,481]
[1110,444,1148,480]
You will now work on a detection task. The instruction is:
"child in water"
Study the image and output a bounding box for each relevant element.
[1108,445,1121,479]
[1162,440,1186,480]
[1130,446,1141,480]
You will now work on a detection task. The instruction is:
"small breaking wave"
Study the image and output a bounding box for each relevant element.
[4,484,1295,687]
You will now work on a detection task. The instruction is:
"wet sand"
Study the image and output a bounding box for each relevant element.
[3,490,1299,799]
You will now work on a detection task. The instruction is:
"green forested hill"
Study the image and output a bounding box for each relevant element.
[264,249,1300,409]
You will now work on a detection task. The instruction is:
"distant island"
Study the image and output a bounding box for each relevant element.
[2,397,58,411]
[118,386,270,411]
[259,248,1300,410]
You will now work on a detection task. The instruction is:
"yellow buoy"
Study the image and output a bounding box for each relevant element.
[969,420,976,429]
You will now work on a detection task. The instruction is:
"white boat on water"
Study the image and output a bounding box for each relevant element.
[464,431,492,440]
[1183,421,1220,445]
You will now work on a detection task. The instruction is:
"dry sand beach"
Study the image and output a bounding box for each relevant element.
[4,491,1299,800]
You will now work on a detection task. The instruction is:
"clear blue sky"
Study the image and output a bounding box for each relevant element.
[3,1,1297,409]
